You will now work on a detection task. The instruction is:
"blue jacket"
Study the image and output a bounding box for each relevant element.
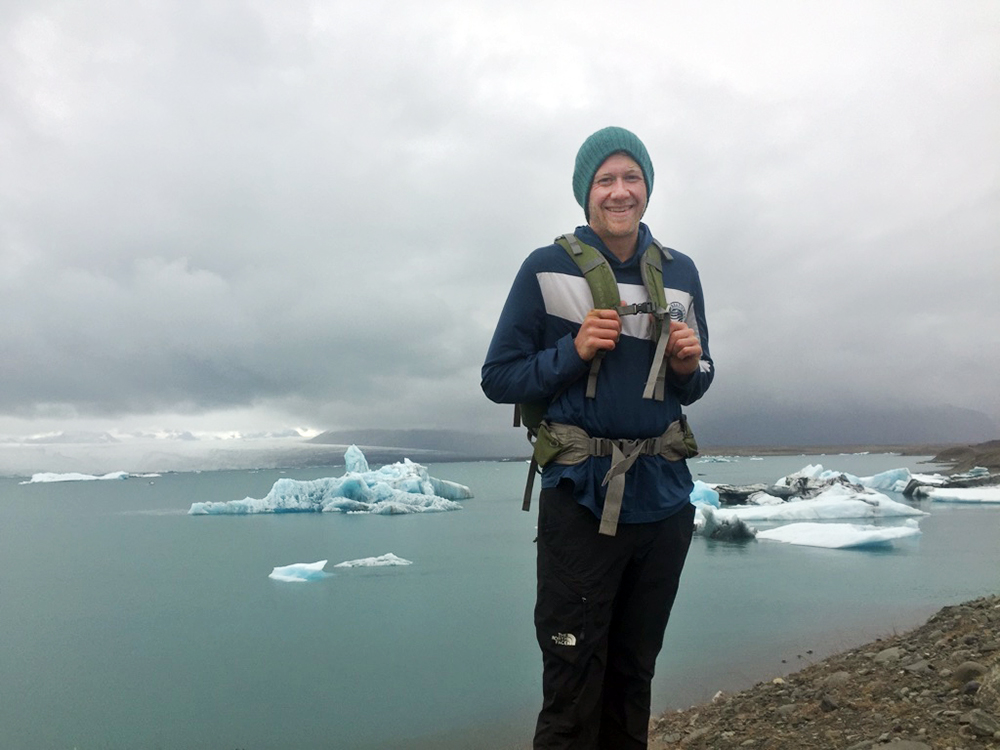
[481,223,714,523]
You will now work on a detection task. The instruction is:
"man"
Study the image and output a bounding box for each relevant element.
[481,126,714,750]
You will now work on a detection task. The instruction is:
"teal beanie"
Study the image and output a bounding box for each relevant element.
[573,126,654,218]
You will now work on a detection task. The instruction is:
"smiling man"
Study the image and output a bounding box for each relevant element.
[482,126,715,750]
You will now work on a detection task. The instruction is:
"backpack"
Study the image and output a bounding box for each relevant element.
[514,232,674,509]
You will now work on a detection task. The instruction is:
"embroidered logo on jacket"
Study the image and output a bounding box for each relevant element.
[668,301,687,321]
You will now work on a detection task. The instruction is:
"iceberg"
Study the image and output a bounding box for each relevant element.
[695,504,756,542]
[776,465,914,493]
[333,553,413,568]
[784,465,987,495]
[189,446,473,515]
[268,560,329,582]
[774,464,826,485]
[20,471,130,484]
[268,554,413,580]
[916,486,1000,504]
[689,480,720,508]
[757,520,922,549]
[344,444,369,473]
[852,467,912,492]
[903,467,999,498]
[907,472,950,486]
[710,484,927,523]
[747,491,785,506]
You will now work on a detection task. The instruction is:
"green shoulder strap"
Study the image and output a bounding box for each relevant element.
[555,233,620,398]
[514,233,621,430]
[554,234,621,309]
[641,239,669,338]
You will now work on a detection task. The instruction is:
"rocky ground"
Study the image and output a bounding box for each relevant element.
[929,442,1000,474]
[701,439,1000,474]
[648,595,1000,750]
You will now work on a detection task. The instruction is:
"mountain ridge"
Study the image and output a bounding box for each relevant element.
[309,403,997,461]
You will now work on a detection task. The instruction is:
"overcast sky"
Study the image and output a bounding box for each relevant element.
[1,0,997,440]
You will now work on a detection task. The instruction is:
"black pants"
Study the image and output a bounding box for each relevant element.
[533,482,695,750]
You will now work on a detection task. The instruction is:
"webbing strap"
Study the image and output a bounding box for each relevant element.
[598,441,645,536]
[522,455,538,511]
[563,233,585,256]
[586,353,604,398]
[643,323,671,400]
[655,360,667,400]
[639,241,669,402]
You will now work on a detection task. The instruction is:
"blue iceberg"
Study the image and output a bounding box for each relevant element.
[689,480,720,508]
[269,560,330,582]
[189,446,473,516]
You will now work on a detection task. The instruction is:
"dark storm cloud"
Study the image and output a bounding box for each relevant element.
[1,0,997,436]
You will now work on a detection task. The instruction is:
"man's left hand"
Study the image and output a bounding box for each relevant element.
[666,320,702,376]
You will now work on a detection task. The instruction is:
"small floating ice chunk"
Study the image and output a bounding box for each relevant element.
[21,471,130,484]
[757,520,921,549]
[689,480,720,508]
[919,486,1000,504]
[269,560,329,582]
[427,476,474,501]
[695,504,756,541]
[333,553,413,568]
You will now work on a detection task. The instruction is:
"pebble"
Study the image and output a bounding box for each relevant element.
[960,707,1000,736]
[952,661,987,683]
[822,670,851,689]
[874,646,903,664]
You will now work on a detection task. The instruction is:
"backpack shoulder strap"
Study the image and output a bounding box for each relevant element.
[640,238,675,401]
[554,234,621,310]
[554,234,621,398]
[640,240,668,327]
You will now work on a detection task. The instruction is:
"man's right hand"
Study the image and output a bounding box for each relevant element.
[574,309,622,361]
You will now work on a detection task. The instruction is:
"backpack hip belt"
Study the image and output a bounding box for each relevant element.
[529,418,698,536]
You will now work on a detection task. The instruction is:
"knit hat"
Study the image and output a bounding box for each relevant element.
[572,126,654,219]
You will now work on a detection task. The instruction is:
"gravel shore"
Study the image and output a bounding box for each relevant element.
[648,594,1000,750]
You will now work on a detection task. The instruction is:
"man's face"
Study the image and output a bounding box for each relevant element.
[587,152,647,244]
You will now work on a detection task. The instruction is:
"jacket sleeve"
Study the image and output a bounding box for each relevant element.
[481,257,589,405]
[667,267,715,406]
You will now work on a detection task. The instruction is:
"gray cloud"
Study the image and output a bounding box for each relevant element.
[1,0,997,439]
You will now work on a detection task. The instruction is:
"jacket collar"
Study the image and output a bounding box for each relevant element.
[574,222,652,266]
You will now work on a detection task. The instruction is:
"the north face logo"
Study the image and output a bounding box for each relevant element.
[551,632,577,647]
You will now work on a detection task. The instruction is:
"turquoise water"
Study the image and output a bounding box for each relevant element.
[1,454,997,749]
